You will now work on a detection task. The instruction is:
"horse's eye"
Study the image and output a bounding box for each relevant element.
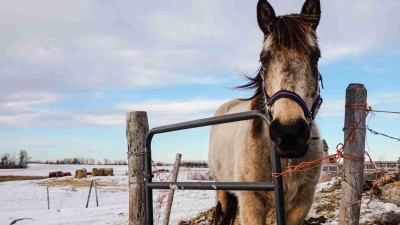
[260,58,269,66]
[311,50,321,65]
[312,56,319,65]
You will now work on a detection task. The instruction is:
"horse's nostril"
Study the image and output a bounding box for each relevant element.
[286,120,303,137]
[269,119,310,145]
[269,120,283,145]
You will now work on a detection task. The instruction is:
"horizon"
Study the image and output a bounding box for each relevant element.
[1,0,399,163]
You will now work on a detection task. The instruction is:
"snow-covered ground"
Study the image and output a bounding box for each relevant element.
[0,164,214,225]
[308,177,400,225]
[1,164,399,225]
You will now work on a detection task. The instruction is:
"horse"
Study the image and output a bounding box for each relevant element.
[208,0,323,224]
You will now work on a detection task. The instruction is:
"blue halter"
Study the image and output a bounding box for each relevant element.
[260,70,323,127]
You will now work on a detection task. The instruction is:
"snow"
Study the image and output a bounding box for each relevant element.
[308,177,400,225]
[1,165,399,225]
[0,164,214,225]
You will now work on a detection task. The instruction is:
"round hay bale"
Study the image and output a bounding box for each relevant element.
[98,168,106,176]
[92,168,99,176]
[381,181,400,203]
[105,168,114,176]
[75,168,87,179]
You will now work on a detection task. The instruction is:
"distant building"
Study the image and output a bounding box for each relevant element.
[321,160,400,175]
[320,140,400,175]
[322,139,329,163]
[321,139,337,163]
[364,161,400,174]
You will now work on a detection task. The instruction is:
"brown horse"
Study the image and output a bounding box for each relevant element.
[209,0,323,224]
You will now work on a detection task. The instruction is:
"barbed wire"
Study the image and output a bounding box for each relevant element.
[366,126,400,142]
[369,109,400,114]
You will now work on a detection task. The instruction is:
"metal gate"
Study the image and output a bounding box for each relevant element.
[144,110,286,225]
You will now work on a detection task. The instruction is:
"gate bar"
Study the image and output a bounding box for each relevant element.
[147,181,275,191]
[144,110,286,225]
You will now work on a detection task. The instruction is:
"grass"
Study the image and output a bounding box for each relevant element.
[37,177,125,188]
[0,176,47,182]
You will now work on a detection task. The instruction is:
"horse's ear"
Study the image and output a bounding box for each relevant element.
[301,0,321,30]
[257,0,276,35]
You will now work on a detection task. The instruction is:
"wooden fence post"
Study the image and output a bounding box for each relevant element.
[127,111,149,225]
[163,153,182,225]
[47,187,50,210]
[86,180,94,208]
[339,84,367,225]
[94,180,99,207]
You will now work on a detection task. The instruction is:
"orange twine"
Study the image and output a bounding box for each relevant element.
[272,104,370,177]
[271,104,384,225]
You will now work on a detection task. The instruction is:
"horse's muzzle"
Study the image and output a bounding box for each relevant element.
[269,119,311,158]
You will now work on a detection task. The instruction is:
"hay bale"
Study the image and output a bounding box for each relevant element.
[91,168,113,176]
[92,168,99,176]
[97,168,106,176]
[75,168,87,179]
[104,168,114,176]
[381,181,400,203]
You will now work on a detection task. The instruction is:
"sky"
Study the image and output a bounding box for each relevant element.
[0,0,399,163]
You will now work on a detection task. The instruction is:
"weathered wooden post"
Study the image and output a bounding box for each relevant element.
[339,84,367,225]
[86,180,94,208]
[94,180,99,207]
[163,153,182,225]
[47,186,50,210]
[127,111,149,225]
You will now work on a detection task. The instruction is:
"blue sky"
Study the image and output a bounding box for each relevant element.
[0,0,399,163]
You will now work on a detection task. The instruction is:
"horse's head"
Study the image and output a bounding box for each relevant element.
[257,0,322,158]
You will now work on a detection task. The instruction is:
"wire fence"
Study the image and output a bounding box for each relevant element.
[152,166,215,225]
[148,105,400,225]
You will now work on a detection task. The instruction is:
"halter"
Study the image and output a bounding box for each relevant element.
[260,69,323,127]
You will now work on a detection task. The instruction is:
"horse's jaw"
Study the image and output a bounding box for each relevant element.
[272,143,310,158]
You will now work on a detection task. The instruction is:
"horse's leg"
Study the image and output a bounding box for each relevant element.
[238,192,267,224]
[285,198,313,225]
[217,190,230,213]
[215,190,239,224]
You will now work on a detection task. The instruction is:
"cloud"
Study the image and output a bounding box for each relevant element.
[73,99,229,127]
[316,0,399,62]
[119,99,226,115]
[0,92,67,126]
[7,38,64,62]
[320,40,372,63]
[119,99,229,127]
[318,99,345,118]
[145,0,227,42]
[316,92,400,120]
[0,95,229,127]
[1,0,398,98]
[0,92,61,109]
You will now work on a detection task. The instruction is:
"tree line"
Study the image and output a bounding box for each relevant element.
[0,150,30,169]
[30,157,127,165]
[154,160,208,168]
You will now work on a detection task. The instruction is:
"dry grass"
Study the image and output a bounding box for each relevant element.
[0,176,47,182]
[37,177,124,188]
[10,218,33,225]
[319,174,334,182]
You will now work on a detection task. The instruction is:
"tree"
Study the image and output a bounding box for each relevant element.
[1,154,9,168]
[103,158,110,165]
[18,150,30,168]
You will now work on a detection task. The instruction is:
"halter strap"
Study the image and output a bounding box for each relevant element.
[260,70,323,126]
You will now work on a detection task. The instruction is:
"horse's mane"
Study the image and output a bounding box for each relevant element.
[236,14,318,137]
[237,14,318,100]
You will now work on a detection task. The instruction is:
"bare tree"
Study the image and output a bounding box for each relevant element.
[18,150,30,168]
[103,158,110,165]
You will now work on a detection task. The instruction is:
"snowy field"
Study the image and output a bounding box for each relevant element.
[0,164,214,225]
[1,164,399,225]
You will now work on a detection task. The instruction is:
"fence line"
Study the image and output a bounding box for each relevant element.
[128,83,400,225]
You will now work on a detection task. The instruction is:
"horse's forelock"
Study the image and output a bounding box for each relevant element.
[265,14,318,60]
